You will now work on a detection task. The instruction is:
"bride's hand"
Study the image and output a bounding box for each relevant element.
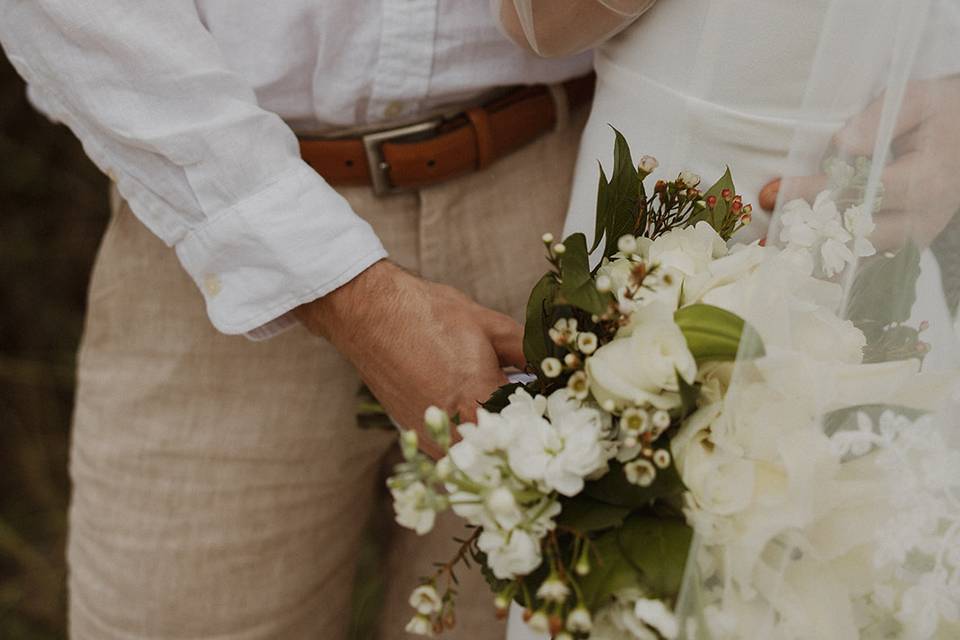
[759,76,960,250]
[294,260,525,458]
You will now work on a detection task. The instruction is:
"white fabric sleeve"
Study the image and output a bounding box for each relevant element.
[492,0,656,57]
[0,1,387,336]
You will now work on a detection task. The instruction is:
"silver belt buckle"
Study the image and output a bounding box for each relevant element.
[362,118,443,196]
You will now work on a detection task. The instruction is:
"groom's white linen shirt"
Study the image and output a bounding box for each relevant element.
[0,1,590,337]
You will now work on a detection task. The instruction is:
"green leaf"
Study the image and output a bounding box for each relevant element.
[583,460,684,509]
[674,304,764,363]
[845,242,921,329]
[559,233,612,315]
[677,372,699,420]
[593,127,640,257]
[481,382,523,413]
[579,515,692,607]
[523,273,558,367]
[556,495,631,533]
[687,167,735,237]
[617,516,693,597]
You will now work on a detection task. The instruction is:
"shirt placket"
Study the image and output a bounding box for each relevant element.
[367,0,439,124]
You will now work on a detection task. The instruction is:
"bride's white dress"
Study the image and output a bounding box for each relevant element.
[505,1,960,638]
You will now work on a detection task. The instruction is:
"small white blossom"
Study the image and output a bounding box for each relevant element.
[779,191,864,277]
[553,242,566,255]
[434,456,453,480]
[595,274,613,293]
[621,407,650,435]
[618,234,639,255]
[392,481,437,535]
[625,459,657,487]
[409,585,443,616]
[567,371,590,400]
[527,611,551,633]
[485,487,523,530]
[564,353,580,368]
[678,171,701,188]
[405,614,434,636]
[477,528,542,580]
[567,606,593,633]
[577,331,599,355]
[542,232,555,244]
[633,598,678,639]
[651,410,671,435]
[652,449,672,469]
[536,576,571,603]
[542,357,563,378]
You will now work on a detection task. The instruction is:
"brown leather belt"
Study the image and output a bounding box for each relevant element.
[298,73,595,195]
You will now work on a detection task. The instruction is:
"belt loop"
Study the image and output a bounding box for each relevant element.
[465,107,495,170]
[547,83,570,132]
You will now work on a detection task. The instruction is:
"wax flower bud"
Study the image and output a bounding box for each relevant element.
[638,155,659,173]
[541,357,563,378]
[401,430,419,459]
[617,234,639,255]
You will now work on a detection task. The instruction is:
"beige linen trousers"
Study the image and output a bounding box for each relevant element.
[68,109,587,639]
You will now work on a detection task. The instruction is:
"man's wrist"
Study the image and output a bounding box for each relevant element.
[294,258,397,341]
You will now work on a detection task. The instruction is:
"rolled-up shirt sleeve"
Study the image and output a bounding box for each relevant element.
[0,1,387,336]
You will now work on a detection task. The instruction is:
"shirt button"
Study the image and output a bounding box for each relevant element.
[203,274,223,298]
[383,100,405,119]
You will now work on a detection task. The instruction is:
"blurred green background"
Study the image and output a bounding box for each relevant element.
[0,55,109,638]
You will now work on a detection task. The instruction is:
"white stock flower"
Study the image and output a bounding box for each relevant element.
[405,614,434,636]
[633,598,679,639]
[391,481,437,535]
[779,191,875,277]
[508,395,610,496]
[586,304,697,411]
[484,487,524,530]
[843,203,876,258]
[477,527,542,579]
[409,585,443,615]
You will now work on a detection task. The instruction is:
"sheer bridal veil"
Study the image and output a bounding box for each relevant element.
[497,0,960,638]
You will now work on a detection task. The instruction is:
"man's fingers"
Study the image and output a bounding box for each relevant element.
[759,175,828,212]
[480,312,527,370]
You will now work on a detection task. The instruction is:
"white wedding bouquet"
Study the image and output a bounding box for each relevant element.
[388,132,957,639]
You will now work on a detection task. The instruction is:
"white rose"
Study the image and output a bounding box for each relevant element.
[641,221,727,277]
[700,250,865,364]
[586,306,697,411]
[477,528,542,579]
[391,481,437,535]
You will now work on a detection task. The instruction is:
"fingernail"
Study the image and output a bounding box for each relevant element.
[759,179,780,212]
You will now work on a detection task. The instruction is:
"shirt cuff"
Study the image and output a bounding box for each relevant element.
[174,162,388,335]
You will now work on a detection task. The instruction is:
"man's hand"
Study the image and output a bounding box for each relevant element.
[295,260,525,458]
[759,77,960,250]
